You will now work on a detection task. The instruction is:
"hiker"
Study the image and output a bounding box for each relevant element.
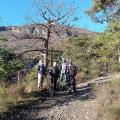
[37,60,46,90]
[66,59,77,94]
[60,58,67,83]
[49,62,60,94]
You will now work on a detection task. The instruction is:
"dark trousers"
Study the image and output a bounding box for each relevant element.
[51,77,57,91]
[66,75,76,93]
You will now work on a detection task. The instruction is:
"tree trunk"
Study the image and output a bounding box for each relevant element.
[44,24,50,70]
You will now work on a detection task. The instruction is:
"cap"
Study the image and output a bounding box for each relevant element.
[53,62,57,67]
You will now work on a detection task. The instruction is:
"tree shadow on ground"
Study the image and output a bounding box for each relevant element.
[0,84,95,120]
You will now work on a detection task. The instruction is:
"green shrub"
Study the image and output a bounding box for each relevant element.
[90,83,97,92]
[0,48,25,81]
[64,31,120,79]
[0,87,7,95]
[0,37,8,42]
[24,65,38,82]
[113,64,120,71]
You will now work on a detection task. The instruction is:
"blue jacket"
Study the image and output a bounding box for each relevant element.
[37,64,46,75]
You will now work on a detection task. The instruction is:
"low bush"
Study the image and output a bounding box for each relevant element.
[0,65,38,112]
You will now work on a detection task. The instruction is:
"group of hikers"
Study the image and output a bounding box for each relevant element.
[37,58,77,95]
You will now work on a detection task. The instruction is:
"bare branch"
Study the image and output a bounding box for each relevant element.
[22,0,79,69]
[25,15,47,28]
[54,7,78,22]
[40,9,51,22]
[16,48,63,57]
[12,34,47,42]
[12,34,22,40]
[46,6,57,18]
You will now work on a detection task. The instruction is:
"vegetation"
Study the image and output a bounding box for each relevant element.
[0,65,37,112]
[0,48,24,81]
[64,27,120,79]
[64,34,94,79]
[64,0,120,79]
[86,4,120,119]
[0,0,120,119]
[86,0,120,23]
[96,79,120,120]
[0,36,7,42]
[0,37,27,112]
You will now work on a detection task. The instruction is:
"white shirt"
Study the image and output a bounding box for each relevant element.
[61,62,67,73]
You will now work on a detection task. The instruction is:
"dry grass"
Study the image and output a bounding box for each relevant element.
[0,67,38,112]
[75,72,86,84]
[107,103,120,120]
[95,79,120,120]
[0,63,49,112]
[0,80,38,112]
[0,85,17,112]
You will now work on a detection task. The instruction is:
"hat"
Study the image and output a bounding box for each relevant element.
[53,62,57,67]
[39,60,43,65]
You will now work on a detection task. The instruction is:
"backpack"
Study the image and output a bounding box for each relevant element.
[66,65,77,76]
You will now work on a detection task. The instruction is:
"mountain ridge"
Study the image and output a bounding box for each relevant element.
[0,24,96,56]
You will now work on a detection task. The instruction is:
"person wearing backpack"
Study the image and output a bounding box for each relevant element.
[66,59,77,94]
[49,62,60,95]
[37,60,46,90]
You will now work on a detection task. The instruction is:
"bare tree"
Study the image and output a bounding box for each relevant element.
[13,0,79,70]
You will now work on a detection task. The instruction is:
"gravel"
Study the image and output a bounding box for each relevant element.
[0,86,98,120]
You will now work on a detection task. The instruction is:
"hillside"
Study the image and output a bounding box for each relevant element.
[0,25,96,54]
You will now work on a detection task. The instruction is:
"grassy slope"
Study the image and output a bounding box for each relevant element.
[95,79,120,120]
[0,65,38,112]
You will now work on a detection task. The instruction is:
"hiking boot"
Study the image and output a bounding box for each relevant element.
[73,89,77,93]
[53,91,56,96]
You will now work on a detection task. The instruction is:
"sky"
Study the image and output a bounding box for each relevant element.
[0,0,108,32]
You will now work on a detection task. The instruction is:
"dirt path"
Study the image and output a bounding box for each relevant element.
[34,92,98,120]
[76,73,120,88]
[0,85,98,120]
[0,73,120,120]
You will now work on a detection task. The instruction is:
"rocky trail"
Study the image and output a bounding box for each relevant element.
[0,85,97,120]
[0,73,120,120]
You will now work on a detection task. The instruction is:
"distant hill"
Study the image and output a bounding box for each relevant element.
[0,24,96,37]
[0,26,11,32]
[10,24,96,37]
[0,24,96,56]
